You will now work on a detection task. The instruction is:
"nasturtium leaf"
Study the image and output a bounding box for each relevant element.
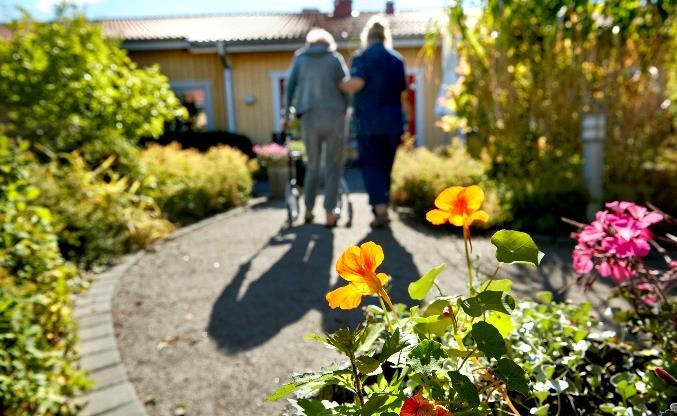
[378,329,408,362]
[356,323,385,353]
[537,291,553,303]
[476,290,516,315]
[467,321,505,359]
[408,264,445,300]
[495,358,530,395]
[530,404,550,416]
[486,311,514,338]
[490,229,544,266]
[296,399,332,415]
[458,297,482,317]
[448,371,480,407]
[479,278,512,292]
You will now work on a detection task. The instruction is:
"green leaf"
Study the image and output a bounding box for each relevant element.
[479,278,512,292]
[408,339,447,375]
[476,291,516,315]
[360,394,390,415]
[266,368,350,401]
[490,229,544,266]
[495,358,530,396]
[448,371,480,407]
[466,321,505,359]
[378,329,408,362]
[485,312,514,338]
[408,264,445,300]
[355,356,381,374]
[458,297,482,317]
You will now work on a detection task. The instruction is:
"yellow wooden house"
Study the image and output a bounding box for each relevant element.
[100,0,446,147]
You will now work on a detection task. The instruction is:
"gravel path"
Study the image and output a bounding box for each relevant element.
[112,183,613,415]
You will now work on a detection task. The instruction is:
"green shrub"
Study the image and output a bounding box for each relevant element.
[0,138,89,415]
[0,10,185,168]
[140,143,254,225]
[508,295,676,415]
[390,143,505,227]
[33,153,174,269]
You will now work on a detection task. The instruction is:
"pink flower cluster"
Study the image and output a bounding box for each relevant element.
[572,201,663,282]
[253,143,289,160]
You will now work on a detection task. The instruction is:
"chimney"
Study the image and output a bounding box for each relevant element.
[385,0,394,14]
[334,0,352,18]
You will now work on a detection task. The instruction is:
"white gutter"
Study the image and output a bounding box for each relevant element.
[217,41,237,133]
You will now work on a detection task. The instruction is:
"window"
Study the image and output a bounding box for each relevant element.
[171,81,215,131]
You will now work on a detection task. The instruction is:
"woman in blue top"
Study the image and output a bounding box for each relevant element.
[341,17,406,228]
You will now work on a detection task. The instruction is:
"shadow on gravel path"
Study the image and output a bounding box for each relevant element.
[208,224,334,353]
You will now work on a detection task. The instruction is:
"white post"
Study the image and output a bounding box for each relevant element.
[581,113,606,220]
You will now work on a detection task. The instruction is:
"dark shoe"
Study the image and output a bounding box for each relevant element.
[370,214,390,228]
[325,212,338,228]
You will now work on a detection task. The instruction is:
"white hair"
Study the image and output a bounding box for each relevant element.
[305,28,337,51]
[360,15,393,50]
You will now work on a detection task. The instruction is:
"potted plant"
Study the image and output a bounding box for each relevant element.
[253,143,289,199]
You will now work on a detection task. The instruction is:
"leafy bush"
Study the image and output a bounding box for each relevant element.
[439,0,676,217]
[33,153,174,269]
[0,138,89,415]
[140,143,254,225]
[509,296,676,415]
[0,10,185,168]
[390,143,505,227]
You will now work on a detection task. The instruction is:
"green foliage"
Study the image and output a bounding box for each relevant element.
[508,297,676,414]
[270,230,537,415]
[0,137,89,415]
[0,10,185,161]
[390,143,505,225]
[139,143,253,225]
[443,0,676,217]
[490,229,544,267]
[32,153,174,268]
[407,263,445,300]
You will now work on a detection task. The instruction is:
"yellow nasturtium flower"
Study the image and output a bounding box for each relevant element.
[426,185,489,234]
[326,242,395,313]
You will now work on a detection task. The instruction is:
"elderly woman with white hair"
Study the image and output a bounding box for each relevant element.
[285,28,350,227]
[340,17,406,228]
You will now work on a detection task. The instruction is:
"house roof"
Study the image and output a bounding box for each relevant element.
[99,10,438,48]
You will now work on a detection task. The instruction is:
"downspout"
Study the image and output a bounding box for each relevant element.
[217,41,237,132]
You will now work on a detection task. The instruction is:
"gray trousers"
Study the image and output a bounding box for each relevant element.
[301,109,346,213]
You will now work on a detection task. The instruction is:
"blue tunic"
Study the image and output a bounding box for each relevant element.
[350,43,407,136]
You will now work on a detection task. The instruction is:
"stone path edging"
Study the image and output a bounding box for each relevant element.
[76,252,147,416]
[74,199,263,415]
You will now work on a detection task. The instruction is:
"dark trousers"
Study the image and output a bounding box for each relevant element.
[357,133,400,206]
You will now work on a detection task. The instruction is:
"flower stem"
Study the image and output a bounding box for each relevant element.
[378,296,392,332]
[349,354,365,408]
[463,232,474,295]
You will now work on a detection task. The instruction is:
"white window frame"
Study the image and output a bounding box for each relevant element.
[270,70,288,133]
[170,80,216,131]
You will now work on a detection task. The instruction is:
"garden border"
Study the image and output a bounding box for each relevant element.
[74,198,266,416]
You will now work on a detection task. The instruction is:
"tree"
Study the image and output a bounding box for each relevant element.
[0,9,186,159]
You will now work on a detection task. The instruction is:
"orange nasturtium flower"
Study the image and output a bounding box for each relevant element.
[426,185,489,236]
[400,393,451,416]
[326,241,396,314]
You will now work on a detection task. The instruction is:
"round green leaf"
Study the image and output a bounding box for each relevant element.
[490,229,544,267]
[408,264,445,300]
[467,321,506,359]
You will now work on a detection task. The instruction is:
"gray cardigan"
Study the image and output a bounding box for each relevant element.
[285,43,349,118]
